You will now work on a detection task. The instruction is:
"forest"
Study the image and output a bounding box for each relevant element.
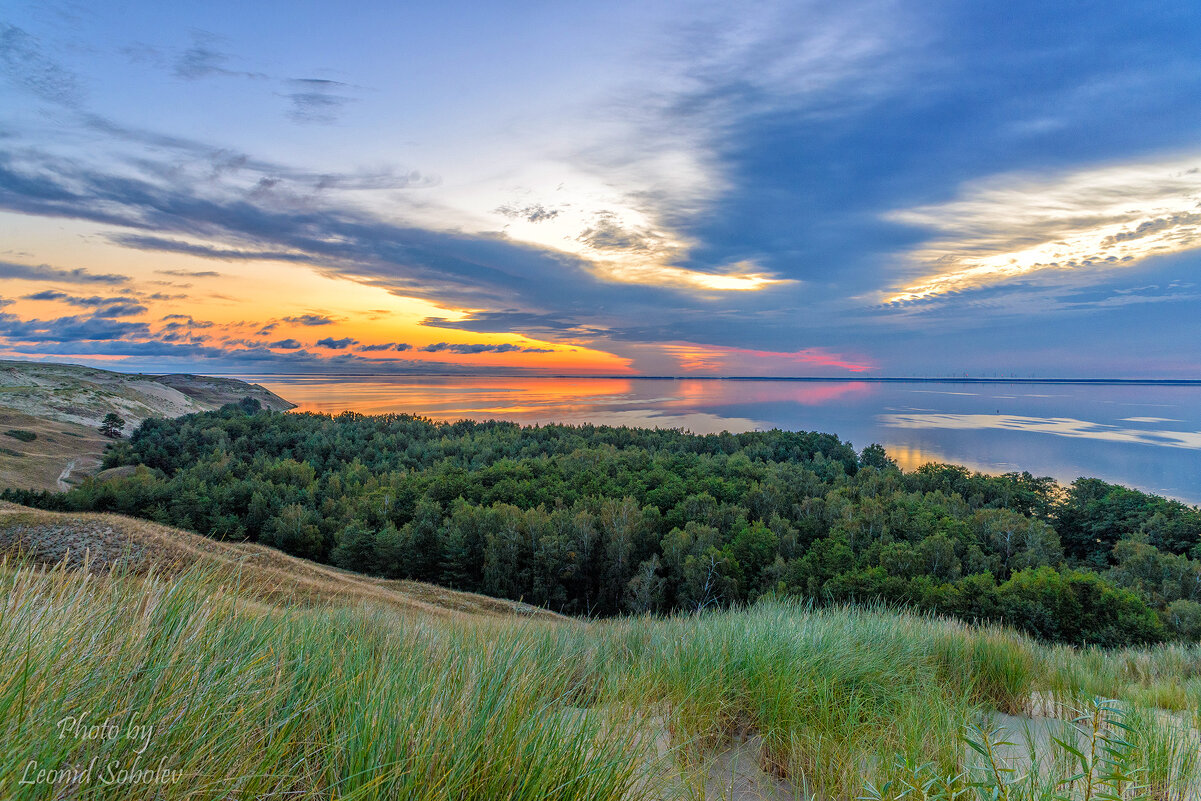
[7,398,1201,646]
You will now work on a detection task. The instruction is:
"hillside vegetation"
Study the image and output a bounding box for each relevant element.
[7,404,1201,646]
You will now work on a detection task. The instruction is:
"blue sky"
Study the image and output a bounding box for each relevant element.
[1,0,1200,376]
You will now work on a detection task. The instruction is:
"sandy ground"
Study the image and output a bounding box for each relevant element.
[0,360,293,490]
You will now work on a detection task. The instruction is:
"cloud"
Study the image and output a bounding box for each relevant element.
[161,314,214,328]
[24,290,142,307]
[577,211,657,253]
[656,342,875,373]
[0,23,84,106]
[0,110,800,375]
[282,314,335,326]
[0,260,128,284]
[20,291,148,319]
[358,342,412,352]
[495,203,560,223]
[315,336,358,349]
[92,303,148,318]
[0,312,150,342]
[883,153,1201,304]
[422,311,608,337]
[77,117,434,192]
[24,290,68,301]
[118,235,304,263]
[268,338,303,349]
[155,268,221,278]
[418,342,553,354]
[285,79,355,125]
[173,33,265,81]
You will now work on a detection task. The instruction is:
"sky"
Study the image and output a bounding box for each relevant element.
[2,0,1201,377]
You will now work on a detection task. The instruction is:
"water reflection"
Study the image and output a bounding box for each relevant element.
[238,376,1201,504]
[880,413,1201,450]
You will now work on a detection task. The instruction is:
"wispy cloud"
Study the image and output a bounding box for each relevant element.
[0,260,128,284]
[419,342,553,354]
[358,342,412,352]
[884,153,1201,304]
[282,314,336,326]
[0,23,84,105]
[173,32,266,81]
[284,78,354,124]
[659,342,875,374]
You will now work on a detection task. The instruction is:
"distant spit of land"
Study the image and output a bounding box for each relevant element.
[0,360,293,491]
[219,372,1201,384]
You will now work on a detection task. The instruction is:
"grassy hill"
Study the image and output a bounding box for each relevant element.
[3,502,1201,800]
[0,360,292,491]
[0,501,559,620]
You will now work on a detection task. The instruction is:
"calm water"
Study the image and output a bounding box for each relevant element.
[235,376,1201,505]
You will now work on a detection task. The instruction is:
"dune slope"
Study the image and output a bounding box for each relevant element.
[0,501,561,620]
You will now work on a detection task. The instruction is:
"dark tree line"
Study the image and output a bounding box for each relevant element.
[7,401,1201,645]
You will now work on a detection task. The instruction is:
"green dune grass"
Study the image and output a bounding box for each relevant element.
[3,558,1200,800]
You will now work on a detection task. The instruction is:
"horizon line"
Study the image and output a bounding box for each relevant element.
[5,360,1199,385]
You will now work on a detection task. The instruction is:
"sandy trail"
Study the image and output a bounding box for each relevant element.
[56,459,78,490]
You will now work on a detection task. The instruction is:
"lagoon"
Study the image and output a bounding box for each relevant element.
[235,375,1201,505]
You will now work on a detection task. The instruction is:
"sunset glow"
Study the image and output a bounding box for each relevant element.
[1,2,1199,377]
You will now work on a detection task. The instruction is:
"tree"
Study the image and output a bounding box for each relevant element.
[330,520,377,573]
[261,503,323,559]
[100,412,126,438]
[859,443,897,471]
[1165,599,1201,640]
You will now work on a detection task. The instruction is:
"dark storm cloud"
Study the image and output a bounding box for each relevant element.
[268,338,303,349]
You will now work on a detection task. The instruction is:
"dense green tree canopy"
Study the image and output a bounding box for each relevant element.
[8,402,1201,646]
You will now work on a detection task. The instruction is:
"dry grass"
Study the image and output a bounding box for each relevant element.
[0,410,106,492]
[0,501,564,621]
